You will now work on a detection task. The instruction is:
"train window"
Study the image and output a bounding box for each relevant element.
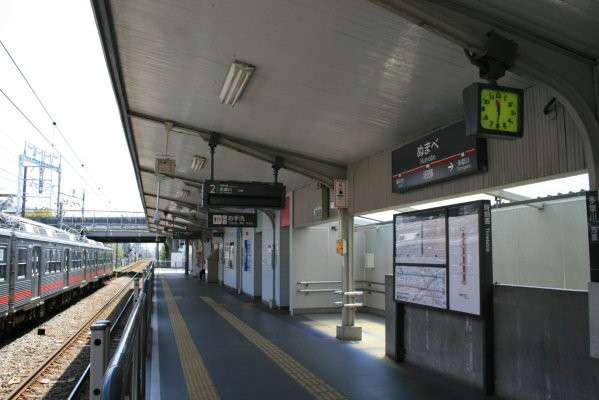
[56,249,63,272]
[0,246,6,282]
[45,249,52,274]
[73,250,81,270]
[17,247,27,278]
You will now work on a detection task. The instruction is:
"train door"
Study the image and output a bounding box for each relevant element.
[63,248,70,286]
[31,245,41,298]
[82,250,88,281]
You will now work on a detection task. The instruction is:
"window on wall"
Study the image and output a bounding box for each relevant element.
[17,247,27,278]
[0,246,6,282]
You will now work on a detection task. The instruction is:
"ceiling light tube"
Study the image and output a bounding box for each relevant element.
[191,155,206,172]
[177,189,191,200]
[219,61,255,105]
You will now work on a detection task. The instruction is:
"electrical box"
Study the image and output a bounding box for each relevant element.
[155,158,176,176]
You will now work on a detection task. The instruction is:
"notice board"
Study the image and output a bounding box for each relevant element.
[393,200,492,317]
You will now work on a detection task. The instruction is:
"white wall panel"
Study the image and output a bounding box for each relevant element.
[292,227,343,312]
[492,198,590,289]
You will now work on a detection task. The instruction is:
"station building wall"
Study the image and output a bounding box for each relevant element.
[353,224,393,313]
[347,85,586,216]
[290,226,343,314]
[492,197,589,289]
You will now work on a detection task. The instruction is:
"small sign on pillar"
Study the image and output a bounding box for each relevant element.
[334,179,348,208]
[336,239,346,255]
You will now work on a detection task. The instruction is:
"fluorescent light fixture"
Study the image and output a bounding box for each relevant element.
[177,189,190,200]
[219,61,255,105]
[191,155,206,172]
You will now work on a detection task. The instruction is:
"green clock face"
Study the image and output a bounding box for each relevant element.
[479,87,520,133]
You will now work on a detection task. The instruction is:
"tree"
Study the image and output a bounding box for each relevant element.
[24,208,54,218]
[159,243,169,261]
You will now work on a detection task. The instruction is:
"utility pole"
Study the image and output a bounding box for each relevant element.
[21,166,27,217]
[17,142,61,216]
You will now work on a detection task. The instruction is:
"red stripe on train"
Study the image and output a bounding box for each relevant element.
[41,280,64,293]
[15,289,32,301]
[0,294,8,304]
[69,275,83,284]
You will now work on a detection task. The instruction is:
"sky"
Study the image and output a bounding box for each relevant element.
[0,0,142,216]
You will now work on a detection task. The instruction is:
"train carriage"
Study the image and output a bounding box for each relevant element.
[0,227,12,318]
[0,212,115,333]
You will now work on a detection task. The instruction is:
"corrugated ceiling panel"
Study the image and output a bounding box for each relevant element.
[349,85,588,214]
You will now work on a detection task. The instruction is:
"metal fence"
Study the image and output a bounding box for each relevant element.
[90,263,154,399]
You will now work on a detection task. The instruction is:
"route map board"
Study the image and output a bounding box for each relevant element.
[391,121,487,193]
[448,204,481,314]
[393,200,492,317]
[395,210,446,265]
[395,265,447,309]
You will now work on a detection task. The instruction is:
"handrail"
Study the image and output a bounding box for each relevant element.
[298,288,341,293]
[96,263,154,400]
[297,280,341,285]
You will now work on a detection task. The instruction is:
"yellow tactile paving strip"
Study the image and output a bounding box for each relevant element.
[201,296,346,400]
[162,277,220,400]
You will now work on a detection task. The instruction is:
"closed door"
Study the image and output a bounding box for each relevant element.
[64,249,70,286]
[31,246,41,298]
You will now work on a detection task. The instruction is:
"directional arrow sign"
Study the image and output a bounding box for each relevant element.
[448,162,454,172]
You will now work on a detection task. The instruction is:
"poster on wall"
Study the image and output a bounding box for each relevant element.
[224,242,235,269]
[394,265,447,309]
[244,239,252,271]
[395,210,446,265]
[448,204,481,315]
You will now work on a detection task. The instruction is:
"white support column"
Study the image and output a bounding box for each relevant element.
[337,208,362,340]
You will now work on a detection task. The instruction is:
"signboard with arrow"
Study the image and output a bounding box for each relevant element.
[391,121,488,193]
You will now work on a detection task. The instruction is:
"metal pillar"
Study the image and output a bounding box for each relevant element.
[90,320,111,399]
[336,208,362,340]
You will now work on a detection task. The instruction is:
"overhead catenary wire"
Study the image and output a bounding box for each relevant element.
[0,40,114,211]
[0,88,113,210]
[0,40,85,169]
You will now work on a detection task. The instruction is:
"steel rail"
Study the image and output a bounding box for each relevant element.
[66,289,137,400]
[5,273,138,399]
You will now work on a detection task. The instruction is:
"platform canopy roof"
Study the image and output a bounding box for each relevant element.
[91,0,599,235]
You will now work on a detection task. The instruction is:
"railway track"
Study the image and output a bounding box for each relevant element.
[3,261,151,399]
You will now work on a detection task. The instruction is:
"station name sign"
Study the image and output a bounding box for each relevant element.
[391,121,487,193]
[208,212,257,228]
[202,180,286,209]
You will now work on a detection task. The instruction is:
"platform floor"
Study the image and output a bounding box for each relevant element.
[147,269,497,399]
